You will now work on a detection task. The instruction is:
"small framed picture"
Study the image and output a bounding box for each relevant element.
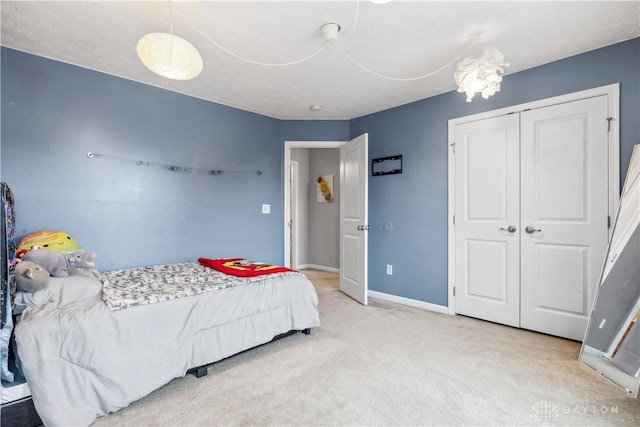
[317,175,334,203]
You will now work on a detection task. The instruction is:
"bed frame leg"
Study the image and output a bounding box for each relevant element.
[301,328,311,335]
[194,366,208,378]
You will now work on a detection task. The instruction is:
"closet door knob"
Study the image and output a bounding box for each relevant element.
[525,226,542,234]
[499,225,517,233]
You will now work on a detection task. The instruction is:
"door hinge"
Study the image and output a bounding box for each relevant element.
[453,286,456,297]
[453,215,456,225]
[606,117,613,132]
[450,142,455,154]
[608,215,611,229]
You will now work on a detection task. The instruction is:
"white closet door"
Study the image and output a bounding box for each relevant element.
[454,114,521,327]
[520,96,610,340]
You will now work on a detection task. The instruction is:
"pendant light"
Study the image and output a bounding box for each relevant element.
[454,47,509,102]
[136,3,203,81]
[137,33,203,80]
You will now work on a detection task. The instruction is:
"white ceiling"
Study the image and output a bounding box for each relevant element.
[1,1,639,120]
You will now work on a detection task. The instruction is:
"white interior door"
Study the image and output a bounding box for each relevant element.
[520,96,610,340]
[454,115,521,327]
[340,133,369,305]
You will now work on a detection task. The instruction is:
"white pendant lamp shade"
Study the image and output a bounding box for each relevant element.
[454,47,509,102]
[137,32,203,80]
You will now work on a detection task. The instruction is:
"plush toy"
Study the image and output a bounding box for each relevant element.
[22,249,96,277]
[14,260,50,293]
[16,230,83,259]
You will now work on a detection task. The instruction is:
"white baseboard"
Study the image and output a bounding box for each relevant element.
[368,290,449,315]
[296,264,339,273]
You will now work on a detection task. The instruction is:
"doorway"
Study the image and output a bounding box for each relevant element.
[284,141,343,272]
[284,135,370,305]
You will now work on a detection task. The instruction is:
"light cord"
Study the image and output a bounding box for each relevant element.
[338,0,361,60]
[171,1,330,67]
[169,0,477,79]
[334,41,477,82]
[168,1,174,70]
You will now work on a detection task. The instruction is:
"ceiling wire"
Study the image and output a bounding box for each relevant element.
[170,0,477,79]
[336,41,478,82]
[335,0,477,81]
[337,0,361,60]
[168,1,174,71]
[193,28,331,67]
[171,1,330,67]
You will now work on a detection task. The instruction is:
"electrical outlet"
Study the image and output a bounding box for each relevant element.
[262,204,271,214]
[386,264,393,275]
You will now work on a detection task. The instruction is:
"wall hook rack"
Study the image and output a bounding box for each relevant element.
[86,152,262,176]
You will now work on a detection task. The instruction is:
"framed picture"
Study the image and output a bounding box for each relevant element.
[317,174,334,203]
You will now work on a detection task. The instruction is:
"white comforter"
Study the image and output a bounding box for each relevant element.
[14,267,320,426]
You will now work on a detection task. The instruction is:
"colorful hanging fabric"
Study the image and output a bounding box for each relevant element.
[1,182,16,382]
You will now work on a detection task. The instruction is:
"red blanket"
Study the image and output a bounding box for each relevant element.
[198,257,296,277]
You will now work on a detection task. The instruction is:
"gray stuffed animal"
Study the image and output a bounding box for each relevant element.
[22,249,96,277]
[15,260,50,293]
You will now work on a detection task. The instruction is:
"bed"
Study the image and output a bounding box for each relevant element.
[10,259,320,426]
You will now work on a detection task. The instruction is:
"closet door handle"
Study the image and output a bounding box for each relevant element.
[499,226,517,233]
[525,226,542,234]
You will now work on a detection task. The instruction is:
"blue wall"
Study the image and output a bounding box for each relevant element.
[351,37,640,306]
[1,48,289,270]
[2,38,638,309]
[0,48,351,271]
[281,120,350,142]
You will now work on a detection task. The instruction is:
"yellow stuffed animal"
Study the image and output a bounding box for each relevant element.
[16,230,82,258]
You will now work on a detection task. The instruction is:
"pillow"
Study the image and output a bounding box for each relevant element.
[14,269,102,310]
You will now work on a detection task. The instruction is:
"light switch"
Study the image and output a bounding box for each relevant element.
[262,204,271,214]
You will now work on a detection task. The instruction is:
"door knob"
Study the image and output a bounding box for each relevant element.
[357,225,372,231]
[525,226,542,234]
[499,225,517,233]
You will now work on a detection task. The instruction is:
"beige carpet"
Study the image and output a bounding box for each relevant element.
[93,270,640,426]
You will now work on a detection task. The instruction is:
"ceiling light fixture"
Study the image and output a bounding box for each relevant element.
[321,23,341,42]
[137,33,203,80]
[137,2,203,81]
[454,47,509,102]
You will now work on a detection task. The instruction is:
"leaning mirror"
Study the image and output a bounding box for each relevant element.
[580,144,640,397]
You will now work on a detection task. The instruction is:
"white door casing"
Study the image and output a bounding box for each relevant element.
[519,96,610,340]
[289,161,299,269]
[340,133,369,305]
[284,141,344,268]
[453,114,521,327]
